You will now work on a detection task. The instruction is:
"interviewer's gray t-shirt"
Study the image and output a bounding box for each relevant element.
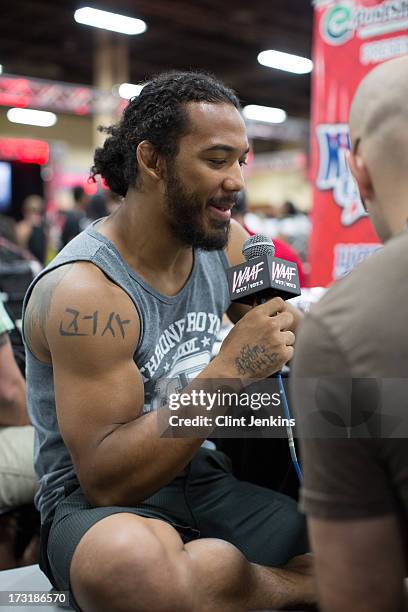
[291,231,408,522]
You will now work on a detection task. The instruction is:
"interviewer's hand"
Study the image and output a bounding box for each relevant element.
[215,297,295,380]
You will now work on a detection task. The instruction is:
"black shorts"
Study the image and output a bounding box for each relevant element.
[41,448,307,611]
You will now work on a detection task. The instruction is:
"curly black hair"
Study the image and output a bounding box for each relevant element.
[90,71,241,197]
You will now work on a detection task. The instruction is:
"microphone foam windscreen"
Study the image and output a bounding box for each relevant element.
[242,233,275,261]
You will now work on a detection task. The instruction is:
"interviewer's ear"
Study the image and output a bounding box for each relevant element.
[347,148,374,203]
[136,141,166,182]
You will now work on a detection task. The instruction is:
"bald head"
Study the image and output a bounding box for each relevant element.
[348,56,408,242]
[350,55,408,149]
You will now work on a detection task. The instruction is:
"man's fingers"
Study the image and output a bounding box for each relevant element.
[284,345,294,362]
[257,297,286,316]
[272,311,294,331]
[249,299,295,332]
[282,330,295,346]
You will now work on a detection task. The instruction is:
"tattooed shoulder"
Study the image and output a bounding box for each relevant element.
[58,307,131,340]
[24,264,73,356]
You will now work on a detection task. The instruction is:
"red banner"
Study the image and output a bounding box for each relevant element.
[309,0,408,286]
[0,138,49,165]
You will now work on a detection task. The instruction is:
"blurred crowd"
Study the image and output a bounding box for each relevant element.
[2,187,123,267]
[1,187,311,281]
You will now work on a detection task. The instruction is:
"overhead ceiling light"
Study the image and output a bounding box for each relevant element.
[258,50,313,74]
[118,83,145,99]
[74,7,147,35]
[0,65,3,75]
[243,105,287,124]
[7,108,57,127]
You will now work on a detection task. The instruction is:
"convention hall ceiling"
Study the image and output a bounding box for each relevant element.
[0,1,313,120]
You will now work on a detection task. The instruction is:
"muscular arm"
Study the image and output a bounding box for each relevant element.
[24,262,294,507]
[0,332,29,426]
[25,262,205,506]
[309,515,407,612]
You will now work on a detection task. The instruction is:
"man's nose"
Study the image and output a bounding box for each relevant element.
[222,162,245,193]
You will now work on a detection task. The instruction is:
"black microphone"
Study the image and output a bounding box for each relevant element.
[227,233,301,305]
[227,234,303,481]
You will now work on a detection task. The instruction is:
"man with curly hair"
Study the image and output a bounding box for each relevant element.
[23,71,314,611]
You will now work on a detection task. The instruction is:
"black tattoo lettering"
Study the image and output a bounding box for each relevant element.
[59,308,88,336]
[101,312,116,337]
[82,310,99,335]
[24,265,132,351]
[59,308,130,339]
[115,314,130,339]
[235,344,279,377]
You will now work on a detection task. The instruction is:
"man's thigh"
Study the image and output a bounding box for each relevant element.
[45,482,200,598]
[0,426,37,508]
[68,513,193,612]
[187,448,308,566]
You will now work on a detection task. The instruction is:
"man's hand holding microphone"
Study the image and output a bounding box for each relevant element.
[215,297,295,380]
[214,234,300,382]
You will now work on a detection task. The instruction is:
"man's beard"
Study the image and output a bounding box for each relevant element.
[164,170,232,251]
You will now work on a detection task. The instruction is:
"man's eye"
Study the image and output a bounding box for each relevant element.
[239,159,248,167]
[209,159,225,166]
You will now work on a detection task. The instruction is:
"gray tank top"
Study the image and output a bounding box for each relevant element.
[22,221,231,522]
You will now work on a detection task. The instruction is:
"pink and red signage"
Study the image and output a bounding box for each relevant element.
[0,137,49,165]
[0,74,123,115]
[309,0,408,285]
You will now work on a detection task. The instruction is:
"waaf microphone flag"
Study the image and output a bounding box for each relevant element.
[227,234,301,305]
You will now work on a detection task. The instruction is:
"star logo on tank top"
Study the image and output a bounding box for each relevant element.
[139,311,222,413]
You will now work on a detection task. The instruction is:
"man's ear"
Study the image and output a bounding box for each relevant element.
[347,148,374,202]
[136,140,166,183]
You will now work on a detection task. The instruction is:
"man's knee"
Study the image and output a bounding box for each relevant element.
[185,537,251,601]
[70,514,193,612]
